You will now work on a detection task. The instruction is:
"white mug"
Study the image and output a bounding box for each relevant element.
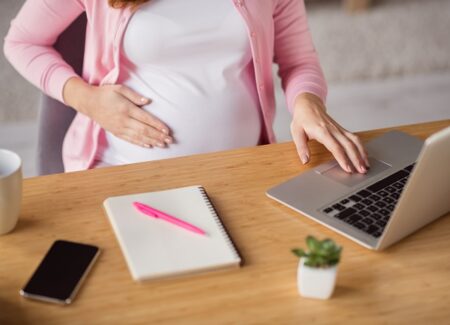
[0,149,22,235]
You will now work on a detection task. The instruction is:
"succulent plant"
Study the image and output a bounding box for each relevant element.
[292,235,342,268]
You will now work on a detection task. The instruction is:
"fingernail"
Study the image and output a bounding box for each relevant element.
[360,164,367,174]
[164,137,172,144]
[140,97,149,104]
[300,154,309,164]
[161,129,169,135]
[143,144,151,148]
[346,164,353,173]
[157,142,165,148]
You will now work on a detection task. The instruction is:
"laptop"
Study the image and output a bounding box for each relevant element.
[266,125,450,250]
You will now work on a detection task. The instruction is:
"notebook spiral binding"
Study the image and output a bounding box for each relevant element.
[198,186,240,261]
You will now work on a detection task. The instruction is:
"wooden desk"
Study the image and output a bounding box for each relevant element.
[1,120,449,324]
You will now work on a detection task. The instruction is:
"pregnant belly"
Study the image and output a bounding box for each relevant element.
[100,81,262,164]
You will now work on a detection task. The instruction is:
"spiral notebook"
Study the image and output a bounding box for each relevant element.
[103,185,241,281]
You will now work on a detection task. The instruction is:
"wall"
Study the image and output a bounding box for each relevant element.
[0,0,39,122]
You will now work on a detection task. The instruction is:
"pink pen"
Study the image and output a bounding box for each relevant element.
[133,202,206,236]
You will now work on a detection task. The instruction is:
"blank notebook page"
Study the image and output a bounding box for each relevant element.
[103,185,241,281]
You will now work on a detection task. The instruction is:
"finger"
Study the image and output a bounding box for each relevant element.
[316,128,353,173]
[128,106,171,137]
[125,119,168,148]
[333,129,367,174]
[119,133,152,148]
[126,116,172,145]
[114,84,151,106]
[123,127,162,148]
[291,124,310,164]
[345,131,370,168]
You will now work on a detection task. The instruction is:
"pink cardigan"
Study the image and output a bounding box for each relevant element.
[4,0,327,172]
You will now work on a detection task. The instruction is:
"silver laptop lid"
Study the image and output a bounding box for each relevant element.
[377,126,450,250]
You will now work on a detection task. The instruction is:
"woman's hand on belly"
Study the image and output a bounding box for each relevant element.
[290,93,370,174]
[63,77,173,148]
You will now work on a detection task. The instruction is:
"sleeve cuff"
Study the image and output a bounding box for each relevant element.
[287,85,328,114]
[46,65,79,104]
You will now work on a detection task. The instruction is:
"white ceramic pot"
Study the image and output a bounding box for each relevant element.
[297,257,338,300]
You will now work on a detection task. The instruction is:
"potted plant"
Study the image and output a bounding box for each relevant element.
[292,236,342,299]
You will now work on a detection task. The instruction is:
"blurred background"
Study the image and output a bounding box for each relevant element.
[1,0,450,177]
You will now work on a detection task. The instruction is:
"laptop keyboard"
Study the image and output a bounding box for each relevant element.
[322,164,415,238]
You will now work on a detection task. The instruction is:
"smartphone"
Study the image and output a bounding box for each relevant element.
[20,240,100,305]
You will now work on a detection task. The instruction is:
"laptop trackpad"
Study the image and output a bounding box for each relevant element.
[318,157,391,187]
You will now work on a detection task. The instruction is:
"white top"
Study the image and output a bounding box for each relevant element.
[97,0,262,165]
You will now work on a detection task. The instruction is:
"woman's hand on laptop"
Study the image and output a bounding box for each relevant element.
[291,93,370,174]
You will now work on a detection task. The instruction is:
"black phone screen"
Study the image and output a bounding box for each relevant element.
[21,240,99,304]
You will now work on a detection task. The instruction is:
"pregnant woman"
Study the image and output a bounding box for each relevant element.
[4,0,369,173]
